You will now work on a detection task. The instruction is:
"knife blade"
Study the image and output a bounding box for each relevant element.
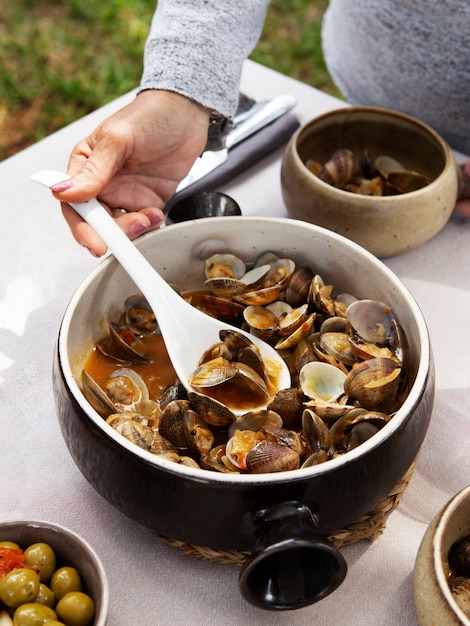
[176,94,297,192]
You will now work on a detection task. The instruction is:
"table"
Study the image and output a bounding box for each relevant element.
[1,60,469,625]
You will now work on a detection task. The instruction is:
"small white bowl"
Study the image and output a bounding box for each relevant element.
[0,519,109,625]
[414,485,470,625]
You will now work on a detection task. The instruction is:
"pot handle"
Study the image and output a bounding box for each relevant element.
[239,501,347,610]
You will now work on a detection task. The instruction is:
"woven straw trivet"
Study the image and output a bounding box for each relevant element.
[160,461,416,566]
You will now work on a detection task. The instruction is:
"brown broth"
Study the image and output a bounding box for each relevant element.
[84,333,177,402]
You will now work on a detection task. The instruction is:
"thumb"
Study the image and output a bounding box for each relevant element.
[50,137,125,203]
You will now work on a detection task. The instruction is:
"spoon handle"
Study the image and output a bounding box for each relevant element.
[31,169,292,402]
[30,170,197,374]
[30,170,174,308]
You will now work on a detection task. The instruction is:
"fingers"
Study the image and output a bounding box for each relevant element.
[454,198,470,217]
[62,203,164,257]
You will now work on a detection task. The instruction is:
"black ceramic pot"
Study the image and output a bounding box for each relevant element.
[53,217,434,610]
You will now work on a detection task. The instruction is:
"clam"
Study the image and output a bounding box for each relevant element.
[97,321,148,363]
[319,316,350,335]
[285,266,314,307]
[243,305,279,339]
[260,424,303,456]
[319,148,359,188]
[386,170,430,194]
[81,370,117,418]
[182,291,245,322]
[245,439,300,473]
[448,576,470,618]
[106,413,155,451]
[319,331,358,366]
[302,408,331,453]
[278,303,309,337]
[344,421,380,450]
[344,357,401,411]
[346,299,394,345]
[263,258,296,288]
[225,429,265,470]
[236,344,269,381]
[197,341,234,365]
[310,274,335,315]
[234,283,284,306]
[157,379,187,413]
[104,368,154,414]
[123,294,157,334]
[227,409,283,438]
[204,253,246,280]
[204,253,270,298]
[158,400,214,457]
[301,449,329,468]
[448,535,470,577]
[303,398,356,424]
[183,409,215,456]
[299,361,347,403]
[187,391,236,427]
[275,313,316,350]
[158,399,194,450]
[188,357,238,389]
[267,387,305,430]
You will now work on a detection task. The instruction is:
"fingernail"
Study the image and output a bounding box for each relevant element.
[50,179,74,192]
[130,221,148,235]
[85,247,100,258]
[148,212,163,228]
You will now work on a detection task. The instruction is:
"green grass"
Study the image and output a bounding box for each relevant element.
[0,0,339,161]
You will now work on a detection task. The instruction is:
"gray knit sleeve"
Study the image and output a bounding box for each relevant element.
[140,0,270,119]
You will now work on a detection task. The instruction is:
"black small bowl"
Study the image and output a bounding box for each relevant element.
[165,191,242,225]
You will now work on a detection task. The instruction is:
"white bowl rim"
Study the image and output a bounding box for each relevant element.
[58,216,432,485]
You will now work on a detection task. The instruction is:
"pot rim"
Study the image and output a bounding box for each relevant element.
[58,216,432,485]
[288,104,456,202]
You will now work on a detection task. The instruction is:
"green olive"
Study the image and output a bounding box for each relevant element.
[12,603,57,625]
[35,583,55,608]
[56,591,95,626]
[43,622,67,626]
[0,541,20,550]
[24,543,56,582]
[49,567,81,601]
[0,568,40,607]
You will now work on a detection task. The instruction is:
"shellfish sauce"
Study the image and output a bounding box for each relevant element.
[84,333,176,400]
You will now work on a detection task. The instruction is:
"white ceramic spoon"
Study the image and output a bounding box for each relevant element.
[31,170,291,412]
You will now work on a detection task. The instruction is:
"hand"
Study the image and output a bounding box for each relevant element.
[51,90,211,256]
[455,160,470,217]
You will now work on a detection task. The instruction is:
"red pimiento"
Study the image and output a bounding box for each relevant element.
[0,547,27,578]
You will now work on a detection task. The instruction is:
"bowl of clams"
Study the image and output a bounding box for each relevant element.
[414,485,470,625]
[281,106,466,257]
[54,216,434,610]
[0,519,108,625]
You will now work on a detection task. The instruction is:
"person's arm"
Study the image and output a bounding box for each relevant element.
[140,0,270,118]
[51,0,270,257]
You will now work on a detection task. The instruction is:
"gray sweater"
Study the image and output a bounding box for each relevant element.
[140,0,269,118]
[141,0,470,153]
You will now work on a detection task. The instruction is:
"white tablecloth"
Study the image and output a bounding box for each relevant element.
[1,60,469,625]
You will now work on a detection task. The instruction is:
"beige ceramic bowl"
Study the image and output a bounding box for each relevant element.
[281,106,460,258]
[414,485,470,625]
[0,519,109,625]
